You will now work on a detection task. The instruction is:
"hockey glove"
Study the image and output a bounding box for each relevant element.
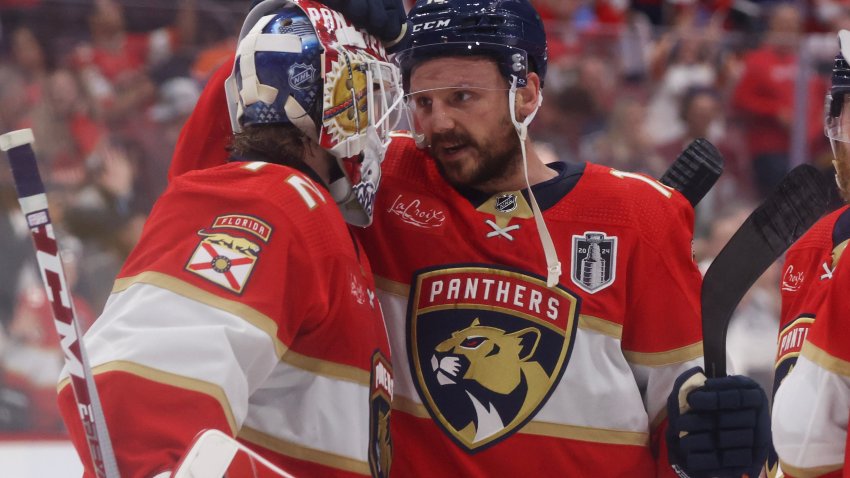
[319,0,409,51]
[666,367,771,478]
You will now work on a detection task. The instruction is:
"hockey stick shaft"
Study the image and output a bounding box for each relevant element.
[0,129,120,478]
[701,164,833,377]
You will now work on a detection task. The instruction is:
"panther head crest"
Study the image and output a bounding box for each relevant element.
[430,318,550,444]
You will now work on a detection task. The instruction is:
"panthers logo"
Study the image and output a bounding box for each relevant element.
[369,351,393,478]
[432,318,550,444]
[409,265,580,452]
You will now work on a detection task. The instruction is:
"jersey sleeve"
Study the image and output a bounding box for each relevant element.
[772,252,850,478]
[167,57,234,180]
[619,183,704,475]
[57,166,329,478]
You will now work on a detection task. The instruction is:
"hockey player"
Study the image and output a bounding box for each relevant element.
[57,1,402,477]
[771,30,850,478]
[158,0,771,475]
[351,0,770,476]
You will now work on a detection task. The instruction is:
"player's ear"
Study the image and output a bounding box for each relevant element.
[514,72,542,121]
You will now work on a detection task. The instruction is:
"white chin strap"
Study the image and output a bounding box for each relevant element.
[508,76,561,288]
[831,138,848,195]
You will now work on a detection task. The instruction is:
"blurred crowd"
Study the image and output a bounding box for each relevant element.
[0,0,844,438]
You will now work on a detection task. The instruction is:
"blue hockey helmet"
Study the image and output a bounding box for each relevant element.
[396,0,549,89]
[225,0,404,226]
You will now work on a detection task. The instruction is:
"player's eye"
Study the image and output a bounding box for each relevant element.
[414,95,432,109]
[450,90,474,105]
[460,336,486,349]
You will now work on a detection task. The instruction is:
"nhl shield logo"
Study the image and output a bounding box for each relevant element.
[408,265,580,452]
[288,63,316,91]
[495,194,518,213]
[571,231,617,294]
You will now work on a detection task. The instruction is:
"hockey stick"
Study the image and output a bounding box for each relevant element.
[659,138,724,208]
[701,164,833,378]
[0,129,120,478]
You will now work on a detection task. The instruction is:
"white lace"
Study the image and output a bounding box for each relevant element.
[485,220,521,240]
[508,76,562,287]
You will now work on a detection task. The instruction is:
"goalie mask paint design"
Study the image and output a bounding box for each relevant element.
[407,265,579,452]
[226,0,404,226]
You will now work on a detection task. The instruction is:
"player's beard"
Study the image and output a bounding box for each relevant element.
[429,113,521,192]
[833,140,850,202]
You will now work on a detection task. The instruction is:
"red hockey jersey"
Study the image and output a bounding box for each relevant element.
[771,205,850,478]
[58,161,393,478]
[355,134,703,477]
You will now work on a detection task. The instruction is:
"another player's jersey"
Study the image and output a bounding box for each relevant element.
[58,161,393,478]
[355,134,703,477]
[768,204,850,478]
[773,231,850,478]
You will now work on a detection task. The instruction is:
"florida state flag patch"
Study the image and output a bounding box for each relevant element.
[185,214,272,294]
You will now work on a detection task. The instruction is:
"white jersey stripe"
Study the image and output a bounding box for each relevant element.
[773,355,849,474]
[241,361,371,467]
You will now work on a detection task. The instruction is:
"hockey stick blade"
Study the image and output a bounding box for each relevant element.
[702,164,833,377]
[659,138,724,207]
[1,129,120,478]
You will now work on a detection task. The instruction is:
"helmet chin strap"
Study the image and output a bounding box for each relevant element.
[508,76,561,288]
[830,138,848,196]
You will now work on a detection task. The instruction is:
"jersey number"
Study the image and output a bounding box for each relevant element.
[610,170,673,198]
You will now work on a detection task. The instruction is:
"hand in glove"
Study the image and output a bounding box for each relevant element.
[666,367,771,478]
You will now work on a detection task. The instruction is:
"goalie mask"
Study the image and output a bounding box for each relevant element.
[226,0,404,226]
[825,29,850,199]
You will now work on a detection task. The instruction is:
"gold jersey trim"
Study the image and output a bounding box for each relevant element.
[392,396,650,447]
[59,360,238,435]
[778,459,843,478]
[282,349,370,386]
[113,272,287,357]
[801,341,850,377]
[392,395,430,418]
[522,420,649,447]
[239,426,371,476]
[622,342,703,367]
[374,276,409,297]
[113,272,370,386]
[578,314,623,339]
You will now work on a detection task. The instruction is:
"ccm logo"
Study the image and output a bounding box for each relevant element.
[412,19,451,32]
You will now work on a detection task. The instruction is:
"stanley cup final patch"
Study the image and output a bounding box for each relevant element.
[185,214,273,294]
[571,231,618,294]
[407,265,581,453]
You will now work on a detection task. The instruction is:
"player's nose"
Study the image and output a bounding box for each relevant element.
[428,103,456,135]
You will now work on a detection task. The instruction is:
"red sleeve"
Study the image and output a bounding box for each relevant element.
[167,56,234,180]
[58,374,233,478]
[621,186,702,355]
